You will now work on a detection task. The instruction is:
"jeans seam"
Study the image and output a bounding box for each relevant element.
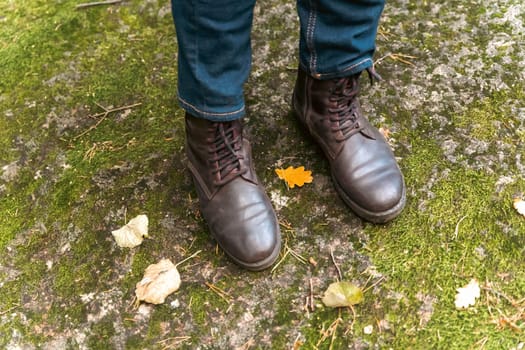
[179,95,245,117]
[306,0,317,74]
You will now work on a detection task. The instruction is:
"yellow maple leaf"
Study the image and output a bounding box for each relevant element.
[275,166,313,189]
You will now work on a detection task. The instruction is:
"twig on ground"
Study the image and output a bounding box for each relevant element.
[330,247,343,281]
[304,278,315,312]
[347,305,357,333]
[157,336,191,350]
[293,334,303,350]
[73,102,142,140]
[483,283,525,332]
[271,249,289,274]
[127,295,139,311]
[473,336,489,350]
[175,250,202,269]
[83,138,137,161]
[377,26,394,41]
[482,285,521,307]
[75,0,122,9]
[494,313,522,332]
[205,282,232,303]
[271,239,307,274]
[279,220,294,231]
[0,304,20,315]
[453,215,468,240]
[279,219,297,238]
[309,278,315,311]
[375,53,417,66]
[288,244,307,264]
[238,338,255,350]
[316,312,343,349]
[363,275,385,294]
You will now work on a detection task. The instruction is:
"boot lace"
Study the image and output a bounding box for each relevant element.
[209,121,247,186]
[328,67,381,142]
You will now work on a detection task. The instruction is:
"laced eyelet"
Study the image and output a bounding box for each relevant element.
[329,76,364,141]
[209,121,247,186]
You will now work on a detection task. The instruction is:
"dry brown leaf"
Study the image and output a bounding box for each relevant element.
[111,214,149,248]
[135,259,181,304]
[275,166,313,188]
[513,198,525,217]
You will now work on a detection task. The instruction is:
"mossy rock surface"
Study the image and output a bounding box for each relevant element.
[1,0,524,349]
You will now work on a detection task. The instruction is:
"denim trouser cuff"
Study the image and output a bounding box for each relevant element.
[178,96,245,121]
[299,58,374,81]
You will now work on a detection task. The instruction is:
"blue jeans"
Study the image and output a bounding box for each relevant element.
[171,0,385,121]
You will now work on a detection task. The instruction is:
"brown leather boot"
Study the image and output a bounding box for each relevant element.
[292,68,406,223]
[185,113,281,270]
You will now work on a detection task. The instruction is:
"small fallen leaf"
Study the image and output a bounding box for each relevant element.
[111,214,149,248]
[454,279,480,309]
[513,198,525,217]
[135,259,181,304]
[322,281,363,308]
[378,126,391,140]
[293,338,304,350]
[275,166,313,188]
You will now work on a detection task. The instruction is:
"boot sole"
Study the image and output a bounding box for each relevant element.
[332,173,406,223]
[212,228,282,272]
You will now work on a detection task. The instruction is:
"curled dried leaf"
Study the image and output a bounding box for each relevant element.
[322,281,363,308]
[135,259,181,305]
[111,214,149,248]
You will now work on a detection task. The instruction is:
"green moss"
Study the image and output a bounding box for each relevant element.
[451,89,523,142]
[0,196,28,249]
[125,334,152,350]
[1,0,524,348]
[363,119,525,348]
[86,317,116,348]
[0,171,41,249]
[187,283,227,328]
[0,0,182,343]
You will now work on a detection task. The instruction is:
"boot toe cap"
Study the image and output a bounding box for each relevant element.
[217,208,281,270]
[234,216,281,266]
[333,159,406,222]
[203,181,281,270]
